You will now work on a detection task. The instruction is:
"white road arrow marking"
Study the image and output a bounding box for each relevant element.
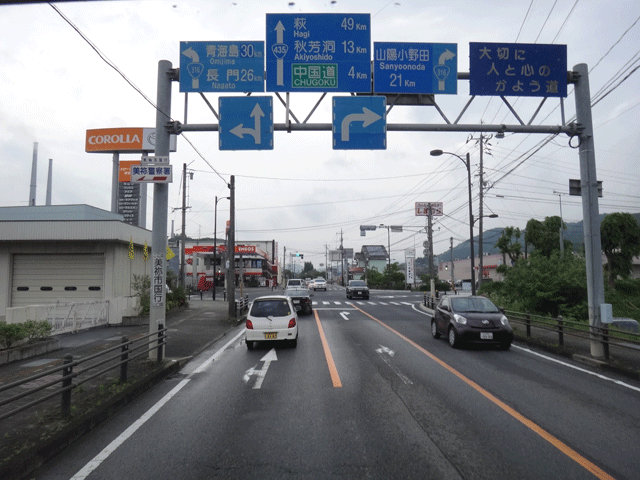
[375,345,395,357]
[243,348,278,389]
[230,103,265,144]
[375,345,412,385]
[340,107,382,142]
[340,311,351,321]
[274,21,286,86]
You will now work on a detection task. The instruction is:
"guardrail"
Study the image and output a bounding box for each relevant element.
[0,325,167,422]
[505,310,640,361]
[235,295,249,321]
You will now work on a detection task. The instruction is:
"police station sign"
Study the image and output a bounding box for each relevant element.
[469,42,567,97]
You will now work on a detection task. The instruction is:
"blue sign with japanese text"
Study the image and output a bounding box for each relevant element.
[179,41,264,93]
[469,42,567,97]
[374,42,457,94]
[332,96,386,150]
[219,97,274,150]
[266,13,371,92]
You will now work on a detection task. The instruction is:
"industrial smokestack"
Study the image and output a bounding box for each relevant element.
[29,142,38,206]
[46,158,53,205]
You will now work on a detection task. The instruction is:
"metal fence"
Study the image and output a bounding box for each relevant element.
[46,300,110,334]
[423,294,640,361]
[235,295,249,321]
[0,325,167,422]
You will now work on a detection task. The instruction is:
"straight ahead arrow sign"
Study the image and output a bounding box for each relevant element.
[243,348,278,389]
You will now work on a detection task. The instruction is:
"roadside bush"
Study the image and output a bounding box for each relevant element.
[23,320,53,340]
[132,274,151,315]
[166,285,188,310]
[0,322,27,349]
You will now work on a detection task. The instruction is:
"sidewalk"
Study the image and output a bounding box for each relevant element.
[0,296,239,480]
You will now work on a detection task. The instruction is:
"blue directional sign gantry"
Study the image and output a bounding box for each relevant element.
[469,42,567,97]
[179,41,265,93]
[373,42,457,94]
[266,13,371,92]
[219,97,274,150]
[332,97,386,150]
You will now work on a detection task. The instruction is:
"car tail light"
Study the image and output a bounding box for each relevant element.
[246,319,254,329]
[288,318,296,328]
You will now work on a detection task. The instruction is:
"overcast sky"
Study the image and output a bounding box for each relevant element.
[1,0,638,267]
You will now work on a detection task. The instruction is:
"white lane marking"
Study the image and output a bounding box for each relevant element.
[334,301,342,305]
[512,344,640,393]
[340,311,351,321]
[390,302,400,305]
[323,301,330,305]
[379,302,388,305]
[411,304,431,315]
[71,328,246,479]
[244,348,277,389]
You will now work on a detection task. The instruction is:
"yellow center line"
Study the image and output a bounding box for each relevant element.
[314,309,342,388]
[351,304,616,480]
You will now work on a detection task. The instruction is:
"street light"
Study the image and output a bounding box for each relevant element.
[213,195,230,300]
[430,149,477,295]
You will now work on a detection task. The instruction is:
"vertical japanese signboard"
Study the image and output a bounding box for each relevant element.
[266,13,371,92]
[469,42,567,97]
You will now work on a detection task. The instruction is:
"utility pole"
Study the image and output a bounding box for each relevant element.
[450,237,455,291]
[227,175,235,317]
[180,162,187,288]
[554,190,566,258]
[340,230,345,286]
[427,204,434,279]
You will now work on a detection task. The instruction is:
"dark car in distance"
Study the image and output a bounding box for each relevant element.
[346,279,369,299]
[432,295,513,350]
[284,287,313,315]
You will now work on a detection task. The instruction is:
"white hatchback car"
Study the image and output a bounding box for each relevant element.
[245,295,299,350]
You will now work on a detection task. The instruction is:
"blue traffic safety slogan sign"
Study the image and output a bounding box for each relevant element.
[179,41,264,93]
[469,42,567,97]
[219,97,274,150]
[332,96,386,150]
[266,13,371,92]
[374,42,457,94]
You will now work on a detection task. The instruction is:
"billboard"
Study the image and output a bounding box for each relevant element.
[85,127,177,153]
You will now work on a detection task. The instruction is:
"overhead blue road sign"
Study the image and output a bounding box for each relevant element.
[179,41,264,93]
[332,96,386,150]
[469,42,567,97]
[219,97,273,150]
[266,13,371,92]
[374,42,457,94]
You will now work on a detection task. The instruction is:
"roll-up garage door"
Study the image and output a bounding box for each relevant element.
[11,254,105,307]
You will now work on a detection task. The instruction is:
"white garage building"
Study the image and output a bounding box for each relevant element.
[0,205,152,331]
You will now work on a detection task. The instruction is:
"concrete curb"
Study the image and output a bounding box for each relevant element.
[0,337,60,366]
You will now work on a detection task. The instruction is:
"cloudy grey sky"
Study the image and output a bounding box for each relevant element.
[1,0,638,267]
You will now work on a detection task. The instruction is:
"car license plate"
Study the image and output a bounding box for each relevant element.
[480,332,493,340]
[264,332,277,339]
[293,300,300,304]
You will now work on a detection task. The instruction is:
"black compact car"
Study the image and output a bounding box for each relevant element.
[346,280,369,299]
[432,295,513,350]
[284,287,313,315]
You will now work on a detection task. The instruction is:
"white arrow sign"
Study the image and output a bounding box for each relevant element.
[341,107,382,142]
[243,348,278,389]
[230,103,265,144]
[340,311,351,321]
[375,345,395,357]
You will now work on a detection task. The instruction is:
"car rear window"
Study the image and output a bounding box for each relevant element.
[285,288,307,296]
[350,281,366,286]
[250,300,292,317]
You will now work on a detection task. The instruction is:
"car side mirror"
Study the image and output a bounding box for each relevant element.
[441,304,449,312]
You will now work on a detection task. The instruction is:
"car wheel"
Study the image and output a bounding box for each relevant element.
[431,320,441,339]
[500,342,511,351]
[246,340,254,350]
[365,296,369,300]
[290,336,298,348]
[448,327,459,348]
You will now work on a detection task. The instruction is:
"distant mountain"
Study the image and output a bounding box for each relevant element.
[434,213,640,261]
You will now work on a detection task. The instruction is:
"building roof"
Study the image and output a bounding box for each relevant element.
[362,245,388,260]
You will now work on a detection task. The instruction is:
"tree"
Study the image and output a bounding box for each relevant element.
[302,262,314,274]
[495,251,588,318]
[525,216,572,258]
[383,262,405,289]
[600,212,640,287]
[495,226,523,268]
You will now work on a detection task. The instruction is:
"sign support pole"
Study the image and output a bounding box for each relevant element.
[149,60,173,359]
[574,63,605,358]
